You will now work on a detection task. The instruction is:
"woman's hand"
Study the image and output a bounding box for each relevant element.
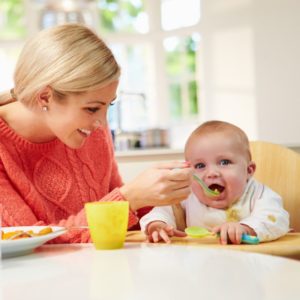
[120,161,192,211]
[146,221,187,244]
[212,222,257,245]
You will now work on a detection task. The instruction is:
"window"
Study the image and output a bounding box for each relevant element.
[0,0,26,39]
[98,0,148,33]
[0,0,202,149]
[161,0,200,31]
[164,34,200,120]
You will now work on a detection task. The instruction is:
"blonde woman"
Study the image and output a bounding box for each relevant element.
[0,24,192,243]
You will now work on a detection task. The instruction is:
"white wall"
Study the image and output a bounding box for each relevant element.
[200,0,300,145]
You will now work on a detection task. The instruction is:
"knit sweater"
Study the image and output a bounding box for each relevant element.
[0,118,139,243]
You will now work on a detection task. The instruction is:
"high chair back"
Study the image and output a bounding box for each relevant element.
[250,141,300,232]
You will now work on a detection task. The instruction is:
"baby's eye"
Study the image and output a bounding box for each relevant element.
[195,162,206,169]
[86,107,100,113]
[220,159,231,166]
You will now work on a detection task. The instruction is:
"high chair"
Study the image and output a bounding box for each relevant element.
[250,141,300,232]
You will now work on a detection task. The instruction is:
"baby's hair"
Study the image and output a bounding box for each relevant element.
[185,120,252,161]
[0,23,120,106]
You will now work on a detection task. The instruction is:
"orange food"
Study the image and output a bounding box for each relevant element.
[1,227,53,240]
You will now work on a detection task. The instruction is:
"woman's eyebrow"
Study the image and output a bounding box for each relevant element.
[87,96,117,105]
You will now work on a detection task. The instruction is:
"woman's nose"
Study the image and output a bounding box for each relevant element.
[93,117,107,129]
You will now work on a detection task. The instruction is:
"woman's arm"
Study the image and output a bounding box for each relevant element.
[0,160,138,243]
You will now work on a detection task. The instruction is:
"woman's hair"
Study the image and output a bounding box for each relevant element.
[0,23,120,106]
[185,120,252,161]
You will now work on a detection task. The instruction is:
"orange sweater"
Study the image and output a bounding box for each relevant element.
[0,118,138,243]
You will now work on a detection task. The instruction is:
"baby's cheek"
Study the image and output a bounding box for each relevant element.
[228,186,245,204]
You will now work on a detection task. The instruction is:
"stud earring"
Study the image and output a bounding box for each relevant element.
[42,106,48,112]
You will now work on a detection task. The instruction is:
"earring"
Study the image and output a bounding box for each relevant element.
[42,106,48,112]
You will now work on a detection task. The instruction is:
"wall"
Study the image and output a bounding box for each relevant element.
[200,0,300,145]
[116,146,300,183]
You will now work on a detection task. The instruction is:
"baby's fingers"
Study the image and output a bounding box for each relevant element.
[159,229,172,244]
[212,226,221,234]
[219,228,228,245]
[173,229,187,237]
[149,230,161,243]
[164,225,186,238]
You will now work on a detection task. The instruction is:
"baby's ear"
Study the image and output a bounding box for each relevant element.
[247,161,256,178]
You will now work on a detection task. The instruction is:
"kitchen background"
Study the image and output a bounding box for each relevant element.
[1,0,300,180]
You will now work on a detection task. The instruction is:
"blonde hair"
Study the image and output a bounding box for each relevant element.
[185,120,252,161]
[0,24,120,106]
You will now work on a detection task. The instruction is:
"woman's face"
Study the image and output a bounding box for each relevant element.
[44,81,118,149]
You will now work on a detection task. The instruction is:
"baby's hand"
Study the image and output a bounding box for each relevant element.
[212,222,256,245]
[146,221,186,244]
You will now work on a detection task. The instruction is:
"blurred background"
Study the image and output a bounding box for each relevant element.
[1,0,300,154]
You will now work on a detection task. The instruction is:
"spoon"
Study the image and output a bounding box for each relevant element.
[193,174,220,197]
[185,226,260,244]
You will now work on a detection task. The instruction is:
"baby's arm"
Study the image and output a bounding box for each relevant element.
[139,205,186,243]
[239,186,289,242]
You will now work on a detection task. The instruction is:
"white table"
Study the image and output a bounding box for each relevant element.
[1,242,300,300]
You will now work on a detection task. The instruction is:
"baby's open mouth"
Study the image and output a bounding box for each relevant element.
[208,184,225,194]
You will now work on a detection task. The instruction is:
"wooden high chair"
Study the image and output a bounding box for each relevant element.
[250,141,300,232]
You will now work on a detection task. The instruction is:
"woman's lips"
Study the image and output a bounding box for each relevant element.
[78,128,91,137]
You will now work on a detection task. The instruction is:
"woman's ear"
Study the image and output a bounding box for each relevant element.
[36,86,53,109]
[247,161,256,178]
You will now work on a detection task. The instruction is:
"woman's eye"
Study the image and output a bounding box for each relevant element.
[110,101,116,106]
[86,107,99,113]
[220,159,231,166]
[195,162,205,169]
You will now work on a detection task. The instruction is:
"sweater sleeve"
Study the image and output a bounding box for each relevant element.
[0,163,138,243]
[240,186,290,242]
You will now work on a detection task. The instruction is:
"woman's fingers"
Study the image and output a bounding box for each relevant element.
[155,161,190,170]
[121,164,193,210]
[168,167,193,181]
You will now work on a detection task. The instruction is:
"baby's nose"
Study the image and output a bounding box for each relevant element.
[206,166,220,178]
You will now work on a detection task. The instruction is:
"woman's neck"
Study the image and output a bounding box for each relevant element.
[0,101,56,143]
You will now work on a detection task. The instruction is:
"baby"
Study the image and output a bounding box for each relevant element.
[140,120,289,244]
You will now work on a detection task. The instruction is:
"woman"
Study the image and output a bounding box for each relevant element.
[0,24,192,243]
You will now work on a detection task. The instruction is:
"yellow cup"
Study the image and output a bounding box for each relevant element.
[85,201,129,250]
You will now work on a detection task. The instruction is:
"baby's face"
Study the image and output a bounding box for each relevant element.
[185,132,255,209]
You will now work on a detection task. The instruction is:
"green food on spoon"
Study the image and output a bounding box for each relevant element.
[193,174,220,197]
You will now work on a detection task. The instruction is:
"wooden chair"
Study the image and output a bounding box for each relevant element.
[250,141,300,232]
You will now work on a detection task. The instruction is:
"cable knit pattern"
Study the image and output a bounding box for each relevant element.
[0,118,139,243]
